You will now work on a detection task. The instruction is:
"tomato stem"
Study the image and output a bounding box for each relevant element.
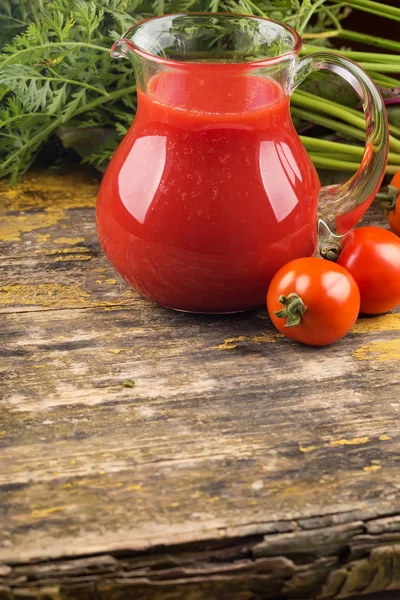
[376,185,399,211]
[275,293,307,327]
[320,241,342,262]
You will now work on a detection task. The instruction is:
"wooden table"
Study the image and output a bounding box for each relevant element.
[1,169,400,600]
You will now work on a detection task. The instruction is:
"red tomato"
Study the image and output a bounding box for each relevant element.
[338,226,400,314]
[386,172,400,236]
[267,257,360,346]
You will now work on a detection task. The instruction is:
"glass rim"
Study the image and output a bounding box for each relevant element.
[119,12,303,68]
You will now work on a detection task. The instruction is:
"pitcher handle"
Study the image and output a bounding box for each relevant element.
[293,53,389,256]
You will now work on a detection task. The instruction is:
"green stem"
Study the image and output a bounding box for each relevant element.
[297,90,400,138]
[338,29,400,53]
[0,42,108,69]
[1,118,62,171]
[302,44,400,65]
[389,123,400,140]
[275,293,307,328]
[242,0,267,17]
[313,152,361,161]
[293,106,367,141]
[8,75,107,96]
[301,136,400,165]
[295,89,364,121]
[343,0,400,21]
[73,84,136,118]
[292,94,400,153]
[309,153,398,175]
[368,71,400,87]
[298,0,328,35]
[0,112,51,126]
[359,63,400,74]
[292,91,365,129]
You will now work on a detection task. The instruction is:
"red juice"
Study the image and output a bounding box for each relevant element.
[97,69,320,312]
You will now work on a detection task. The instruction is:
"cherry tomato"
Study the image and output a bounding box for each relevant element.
[387,172,400,236]
[377,172,400,236]
[267,257,360,346]
[338,226,400,314]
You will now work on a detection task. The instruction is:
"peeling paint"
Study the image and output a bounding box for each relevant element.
[36,247,90,255]
[0,207,67,242]
[54,254,92,262]
[53,237,85,245]
[213,331,278,350]
[299,444,316,453]
[363,465,382,472]
[126,484,142,492]
[352,314,400,334]
[330,437,370,447]
[0,283,91,307]
[31,506,67,519]
[0,170,98,212]
[353,339,400,362]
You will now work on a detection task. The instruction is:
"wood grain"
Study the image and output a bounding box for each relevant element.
[1,170,400,599]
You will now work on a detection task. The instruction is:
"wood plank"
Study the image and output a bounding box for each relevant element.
[1,169,400,599]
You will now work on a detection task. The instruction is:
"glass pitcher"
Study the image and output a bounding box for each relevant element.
[97,13,388,313]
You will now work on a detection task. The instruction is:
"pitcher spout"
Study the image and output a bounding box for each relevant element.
[110,39,131,59]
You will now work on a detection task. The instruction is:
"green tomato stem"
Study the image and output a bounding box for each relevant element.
[376,185,399,211]
[275,293,307,328]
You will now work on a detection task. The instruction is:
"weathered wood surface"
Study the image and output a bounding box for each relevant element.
[1,169,400,600]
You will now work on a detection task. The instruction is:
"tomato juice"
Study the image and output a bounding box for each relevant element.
[97,69,319,312]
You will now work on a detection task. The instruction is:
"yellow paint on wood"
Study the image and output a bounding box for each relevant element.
[214,331,277,350]
[171,502,180,507]
[330,437,370,447]
[0,170,98,212]
[53,237,85,245]
[105,279,117,285]
[31,506,67,519]
[379,434,392,441]
[353,339,400,362]
[0,431,7,437]
[299,444,316,453]
[363,465,382,472]
[0,283,91,308]
[109,349,123,354]
[352,314,400,334]
[36,233,51,242]
[0,207,66,242]
[126,484,142,492]
[36,246,90,255]
[54,254,92,262]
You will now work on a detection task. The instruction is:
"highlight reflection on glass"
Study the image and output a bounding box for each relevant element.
[118,135,167,224]
[259,140,299,224]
